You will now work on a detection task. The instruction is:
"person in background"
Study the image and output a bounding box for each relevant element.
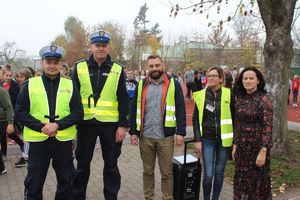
[288,76,292,106]
[0,87,15,175]
[192,70,202,92]
[166,68,178,79]
[130,55,186,200]
[126,69,138,124]
[232,66,273,200]
[14,67,33,167]
[184,64,194,99]
[16,68,33,88]
[177,72,184,87]
[200,70,208,88]
[223,66,233,89]
[0,66,25,165]
[193,67,234,200]
[0,68,4,84]
[15,44,83,199]
[1,65,20,109]
[292,74,300,107]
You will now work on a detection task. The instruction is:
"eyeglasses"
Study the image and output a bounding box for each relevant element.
[207,74,219,78]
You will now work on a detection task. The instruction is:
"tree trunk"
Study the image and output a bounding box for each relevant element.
[257,0,297,152]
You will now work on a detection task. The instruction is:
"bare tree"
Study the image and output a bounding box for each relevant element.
[208,26,232,66]
[170,0,298,152]
[0,42,26,64]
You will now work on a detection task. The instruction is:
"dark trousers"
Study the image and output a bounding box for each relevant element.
[293,89,298,104]
[0,149,4,171]
[0,121,24,156]
[186,82,194,98]
[73,124,121,200]
[24,138,75,200]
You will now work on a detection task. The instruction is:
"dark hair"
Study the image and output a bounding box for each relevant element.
[26,67,36,76]
[207,66,224,84]
[235,66,266,97]
[147,55,162,62]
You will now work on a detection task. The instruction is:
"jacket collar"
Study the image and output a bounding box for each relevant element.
[88,54,113,68]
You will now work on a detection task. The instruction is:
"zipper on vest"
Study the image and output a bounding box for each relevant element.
[214,100,218,140]
[50,82,54,122]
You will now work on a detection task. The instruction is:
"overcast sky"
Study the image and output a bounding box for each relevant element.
[0,0,239,56]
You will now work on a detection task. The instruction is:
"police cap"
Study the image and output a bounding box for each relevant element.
[39,45,65,59]
[89,30,111,44]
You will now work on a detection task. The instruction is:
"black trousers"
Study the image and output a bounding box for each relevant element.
[186,82,194,98]
[0,121,24,156]
[0,149,4,171]
[73,124,121,200]
[24,138,75,200]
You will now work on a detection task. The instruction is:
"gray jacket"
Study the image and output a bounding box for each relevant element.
[0,87,14,124]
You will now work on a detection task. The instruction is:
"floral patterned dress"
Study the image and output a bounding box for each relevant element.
[234,91,273,200]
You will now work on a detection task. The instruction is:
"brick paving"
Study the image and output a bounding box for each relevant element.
[0,132,233,200]
[1,131,300,199]
[1,89,300,199]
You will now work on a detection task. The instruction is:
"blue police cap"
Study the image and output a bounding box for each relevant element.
[39,45,65,59]
[89,30,111,44]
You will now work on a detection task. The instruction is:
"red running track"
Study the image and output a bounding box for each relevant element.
[182,86,300,126]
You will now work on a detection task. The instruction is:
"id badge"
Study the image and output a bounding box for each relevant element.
[205,104,215,113]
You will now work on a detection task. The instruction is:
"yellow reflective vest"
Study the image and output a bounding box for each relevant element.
[193,87,233,147]
[76,61,122,122]
[23,76,76,142]
[136,77,176,131]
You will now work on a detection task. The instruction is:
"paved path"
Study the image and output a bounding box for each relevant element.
[1,138,233,200]
[1,129,300,200]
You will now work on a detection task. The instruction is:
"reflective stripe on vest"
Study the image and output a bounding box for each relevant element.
[136,78,176,131]
[23,76,76,142]
[193,87,233,147]
[77,61,122,122]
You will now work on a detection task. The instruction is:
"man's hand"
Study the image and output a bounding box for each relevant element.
[41,123,59,136]
[232,144,237,161]
[175,135,184,146]
[115,127,127,143]
[6,124,14,135]
[130,135,139,146]
[195,142,202,158]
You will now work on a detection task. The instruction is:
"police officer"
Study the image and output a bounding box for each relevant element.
[15,45,83,200]
[72,30,129,200]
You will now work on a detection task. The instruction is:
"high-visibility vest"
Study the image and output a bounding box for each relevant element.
[193,87,233,147]
[136,78,176,131]
[77,61,122,122]
[23,76,76,142]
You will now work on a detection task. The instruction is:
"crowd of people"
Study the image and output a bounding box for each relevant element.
[0,29,275,200]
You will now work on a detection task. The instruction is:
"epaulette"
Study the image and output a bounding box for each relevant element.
[74,59,87,65]
[113,61,124,68]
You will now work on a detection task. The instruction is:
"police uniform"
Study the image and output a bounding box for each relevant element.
[15,45,83,200]
[72,31,129,200]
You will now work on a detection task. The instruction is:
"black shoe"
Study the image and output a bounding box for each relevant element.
[0,168,7,175]
[15,157,27,168]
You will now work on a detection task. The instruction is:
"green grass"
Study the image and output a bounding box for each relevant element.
[224,131,300,194]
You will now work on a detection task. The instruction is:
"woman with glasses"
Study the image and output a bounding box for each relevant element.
[193,66,234,200]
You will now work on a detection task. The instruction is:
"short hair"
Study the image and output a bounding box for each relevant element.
[17,68,33,80]
[235,66,266,97]
[207,66,224,84]
[147,55,162,62]
[3,64,13,74]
